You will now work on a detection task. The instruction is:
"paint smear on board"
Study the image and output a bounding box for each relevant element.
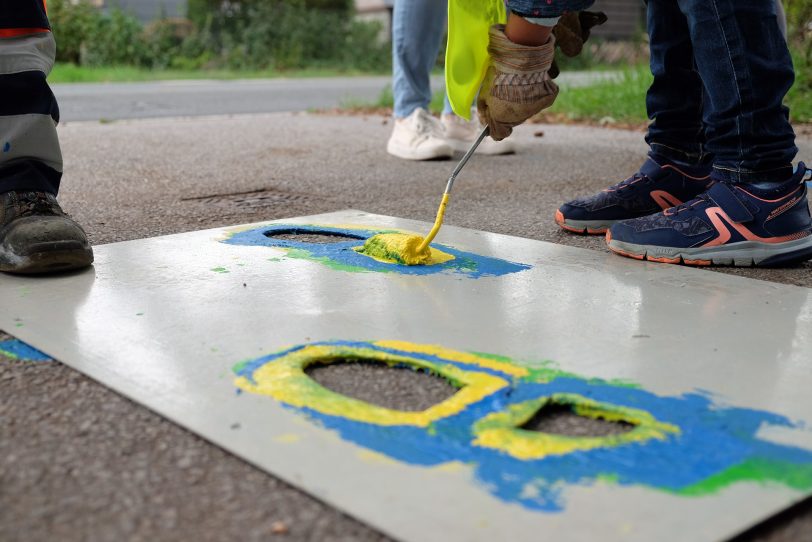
[0,339,51,362]
[235,340,812,513]
[222,224,530,278]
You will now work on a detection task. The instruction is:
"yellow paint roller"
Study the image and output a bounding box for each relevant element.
[358,127,490,265]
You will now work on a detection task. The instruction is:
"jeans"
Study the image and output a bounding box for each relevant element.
[506,0,595,18]
[645,0,797,183]
[392,0,454,118]
[0,0,62,195]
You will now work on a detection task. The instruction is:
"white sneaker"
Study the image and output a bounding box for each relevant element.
[441,111,517,155]
[387,108,454,161]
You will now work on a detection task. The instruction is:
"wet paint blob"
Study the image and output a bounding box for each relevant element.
[235,340,812,512]
[222,224,530,278]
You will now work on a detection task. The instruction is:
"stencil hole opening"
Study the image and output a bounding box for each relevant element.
[520,401,635,437]
[305,358,459,412]
[265,229,366,244]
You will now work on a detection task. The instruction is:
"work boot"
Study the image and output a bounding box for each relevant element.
[387,108,453,161]
[441,110,516,155]
[0,191,94,274]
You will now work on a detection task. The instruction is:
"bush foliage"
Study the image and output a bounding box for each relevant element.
[48,0,390,71]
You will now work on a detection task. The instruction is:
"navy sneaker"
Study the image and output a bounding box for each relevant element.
[606,164,812,267]
[556,157,713,234]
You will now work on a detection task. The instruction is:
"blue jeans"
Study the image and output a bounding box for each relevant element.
[392,0,454,118]
[645,0,797,183]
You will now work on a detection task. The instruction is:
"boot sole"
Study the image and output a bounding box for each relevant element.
[0,240,94,275]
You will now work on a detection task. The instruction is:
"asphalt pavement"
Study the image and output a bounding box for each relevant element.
[2,99,812,542]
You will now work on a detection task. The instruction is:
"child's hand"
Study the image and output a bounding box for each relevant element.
[477,25,558,141]
[549,11,608,79]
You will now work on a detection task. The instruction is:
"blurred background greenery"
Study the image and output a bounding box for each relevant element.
[47,0,811,124]
[48,0,389,72]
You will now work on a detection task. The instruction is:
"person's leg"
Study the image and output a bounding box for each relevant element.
[556,0,712,234]
[0,5,62,194]
[684,0,796,184]
[391,0,447,118]
[605,0,812,266]
[644,0,708,167]
[387,0,453,160]
[0,1,93,274]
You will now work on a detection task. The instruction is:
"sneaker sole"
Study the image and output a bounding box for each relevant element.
[555,210,614,235]
[606,231,812,267]
[0,240,94,275]
[386,140,453,161]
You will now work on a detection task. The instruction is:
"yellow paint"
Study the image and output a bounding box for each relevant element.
[355,232,455,266]
[473,393,680,460]
[357,449,400,465]
[352,193,456,266]
[374,341,529,378]
[235,344,511,427]
[417,193,451,253]
[433,461,469,473]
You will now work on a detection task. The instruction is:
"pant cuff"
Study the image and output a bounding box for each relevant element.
[649,142,710,167]
[0,160,61,195]
[710,164,795,184]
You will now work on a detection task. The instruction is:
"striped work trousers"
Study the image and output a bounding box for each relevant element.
[0,1,62,195]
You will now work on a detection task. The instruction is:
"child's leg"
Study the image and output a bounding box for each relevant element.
[391,0,448,118]
[681,0,796,184]
[555,0,713,235]
[644,0,707,166]
[604,0,811,267]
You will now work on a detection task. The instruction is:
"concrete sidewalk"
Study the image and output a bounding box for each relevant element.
[2,113,811,542]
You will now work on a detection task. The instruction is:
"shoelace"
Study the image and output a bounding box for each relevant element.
[611,173,650,193]
[667,193,710,215]
[16,192,60,218]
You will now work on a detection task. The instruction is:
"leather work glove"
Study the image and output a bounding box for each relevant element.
[549,11,608,79]
[477,25,558,141]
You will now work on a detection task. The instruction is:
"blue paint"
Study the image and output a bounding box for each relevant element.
[236,340,812,512]
[223,224,530,278]
[0,339,51,362]
[2,142,10,153]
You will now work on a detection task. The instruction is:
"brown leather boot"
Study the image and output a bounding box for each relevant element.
[0,191,93,274]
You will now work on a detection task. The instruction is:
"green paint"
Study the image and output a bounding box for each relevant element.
[285,249,379,274]
[678,458,812,496]
[211,267,229,274]
[472,354,640,390]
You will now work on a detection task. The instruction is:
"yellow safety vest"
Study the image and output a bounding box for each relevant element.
[445,0,507,119]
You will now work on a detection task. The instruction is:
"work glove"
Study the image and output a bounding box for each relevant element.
[477,24,558,141]
[549,11,608,79]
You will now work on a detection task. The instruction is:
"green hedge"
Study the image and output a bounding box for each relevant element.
[48,0,390,71]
